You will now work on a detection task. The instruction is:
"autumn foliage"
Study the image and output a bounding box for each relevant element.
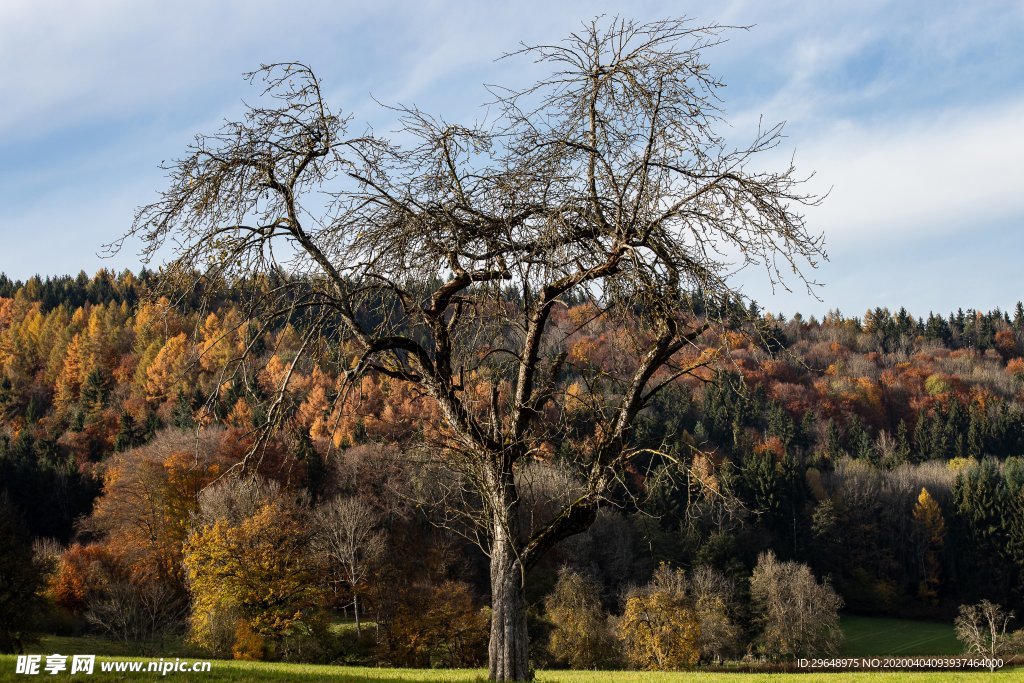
[5,274,1024,666]
[618,566,701,670]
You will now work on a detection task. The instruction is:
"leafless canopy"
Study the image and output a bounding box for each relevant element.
[955,600,1019,670]
[118,17,824,681]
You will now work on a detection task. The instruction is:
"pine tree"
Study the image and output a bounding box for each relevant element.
[824,419,843,459]
[171,389,196,429]
[0,496,42,653]
[953,459,1011,602]
[113,413,143,452]
[143,408,162,439]
[79,367,110,413]
[895,420,913,464]
[797,410,817,453]
[1001,458,1024,590]
[945,401,967,458]
[967,405,987,458]
[925,313,951,343]
[292,431,326,501]
[847,417,876,463]
[766,402,795,449]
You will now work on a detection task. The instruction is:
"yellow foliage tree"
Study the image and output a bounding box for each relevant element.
[132,299,176,353]
[183,499,325,658]
[144,333,193,404]
[54,333,85,407]
[618,567,700,670]
[88,447,221,588]
[226,397,254,429]
[912,487,945,601]
[619,591,700,670]
[259,354,291,396]
[296,384,331,441]
[544,568,618,668]
[375,580,489,668]
[199,311,242,374]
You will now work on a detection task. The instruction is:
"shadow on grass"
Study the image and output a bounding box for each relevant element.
[0,656,488,683]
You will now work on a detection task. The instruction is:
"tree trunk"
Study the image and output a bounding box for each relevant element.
[488,528,530,682]
[353,591,361,637]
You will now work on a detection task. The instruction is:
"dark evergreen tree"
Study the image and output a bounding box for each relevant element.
[171,389,197,429]
[0,496,42,653]
[80,367,110,413]
[0,434,99,541]
[113,412,143,452]
[823,419,843,459]
[894,420,913,464]
[952,459,1012,604]
[143,408,162,439]
[292,430,326,502]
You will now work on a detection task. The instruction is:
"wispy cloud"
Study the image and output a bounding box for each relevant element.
[796,97,1024,246]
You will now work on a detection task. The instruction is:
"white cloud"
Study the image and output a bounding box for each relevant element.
[0,0,387,141]
[794,98,1024,247]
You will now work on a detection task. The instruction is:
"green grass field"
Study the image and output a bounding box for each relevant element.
[0,617,1016,682]
[1,657,1022,682]
[839,615,962,657]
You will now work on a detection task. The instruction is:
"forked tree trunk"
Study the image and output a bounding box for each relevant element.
[488,527,530,682]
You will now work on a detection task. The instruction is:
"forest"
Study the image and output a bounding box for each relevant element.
[2,268,1023,668]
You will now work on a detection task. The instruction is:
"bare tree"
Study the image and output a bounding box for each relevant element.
[194,474,283,527]
[750,551,843,659]
[86,579,186,652]
[118,16,823,680]
[312,496,386,636]
[955,600,1019,670]
[689,565,741,664]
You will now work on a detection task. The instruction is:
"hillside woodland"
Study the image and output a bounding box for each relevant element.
[2,270,1024,665]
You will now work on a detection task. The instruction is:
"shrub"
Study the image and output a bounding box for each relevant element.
[231,620,266,661]
[375,580,488,668]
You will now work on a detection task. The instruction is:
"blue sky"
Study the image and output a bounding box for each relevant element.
[1,0,1022,318]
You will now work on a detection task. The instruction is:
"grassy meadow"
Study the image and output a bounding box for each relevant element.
[2,657,1023,682]
[839,616,961,657]
[0,617,1015,681]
